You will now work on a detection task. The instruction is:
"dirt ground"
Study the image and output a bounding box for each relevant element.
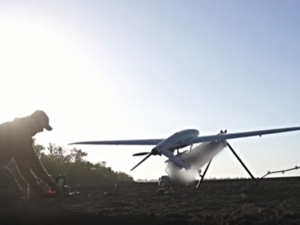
[1,176,300,225]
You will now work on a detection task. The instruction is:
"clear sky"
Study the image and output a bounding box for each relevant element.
[0,0,300,180]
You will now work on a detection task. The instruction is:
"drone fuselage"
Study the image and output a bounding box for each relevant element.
[165,140,227,178]
[153,129,199,154]
[185,140,227,168]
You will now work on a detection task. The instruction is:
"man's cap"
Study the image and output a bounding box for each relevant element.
[31,110,53,131]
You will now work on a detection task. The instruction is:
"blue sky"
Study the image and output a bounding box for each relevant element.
[0,0,300,180]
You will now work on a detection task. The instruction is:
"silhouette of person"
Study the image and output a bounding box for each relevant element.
[0,110,59,197]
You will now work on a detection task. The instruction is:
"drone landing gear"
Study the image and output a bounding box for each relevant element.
[226,142,257,184]
[196,159,212,188]
[196,141,257,189]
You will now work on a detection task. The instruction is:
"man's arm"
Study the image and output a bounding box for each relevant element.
[13,155,47,196]
[13,155,38,185]
[13,133,59,193]
[25,140,59,192]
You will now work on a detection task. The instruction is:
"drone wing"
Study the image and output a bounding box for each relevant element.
[188,126,300,144]
[68,139,164,146]
[69,126,300,146]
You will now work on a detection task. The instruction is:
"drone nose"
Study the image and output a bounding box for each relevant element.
[151,148,159,155]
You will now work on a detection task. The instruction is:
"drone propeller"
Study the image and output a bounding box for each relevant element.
[132,152,150,156]
[131,143,196,171]
[130,153,152,171]
[130,148,159,171]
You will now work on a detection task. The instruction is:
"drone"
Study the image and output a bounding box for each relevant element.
[69,126,300,188]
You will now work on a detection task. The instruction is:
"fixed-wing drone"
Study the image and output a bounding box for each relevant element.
[69,126,300,187]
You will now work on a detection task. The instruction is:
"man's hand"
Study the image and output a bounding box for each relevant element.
[30,181,62,199]
[47,179,61,194]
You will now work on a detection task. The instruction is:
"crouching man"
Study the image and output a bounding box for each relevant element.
[0,110,59,200]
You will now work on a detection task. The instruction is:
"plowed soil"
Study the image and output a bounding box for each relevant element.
[1,177,300,225]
